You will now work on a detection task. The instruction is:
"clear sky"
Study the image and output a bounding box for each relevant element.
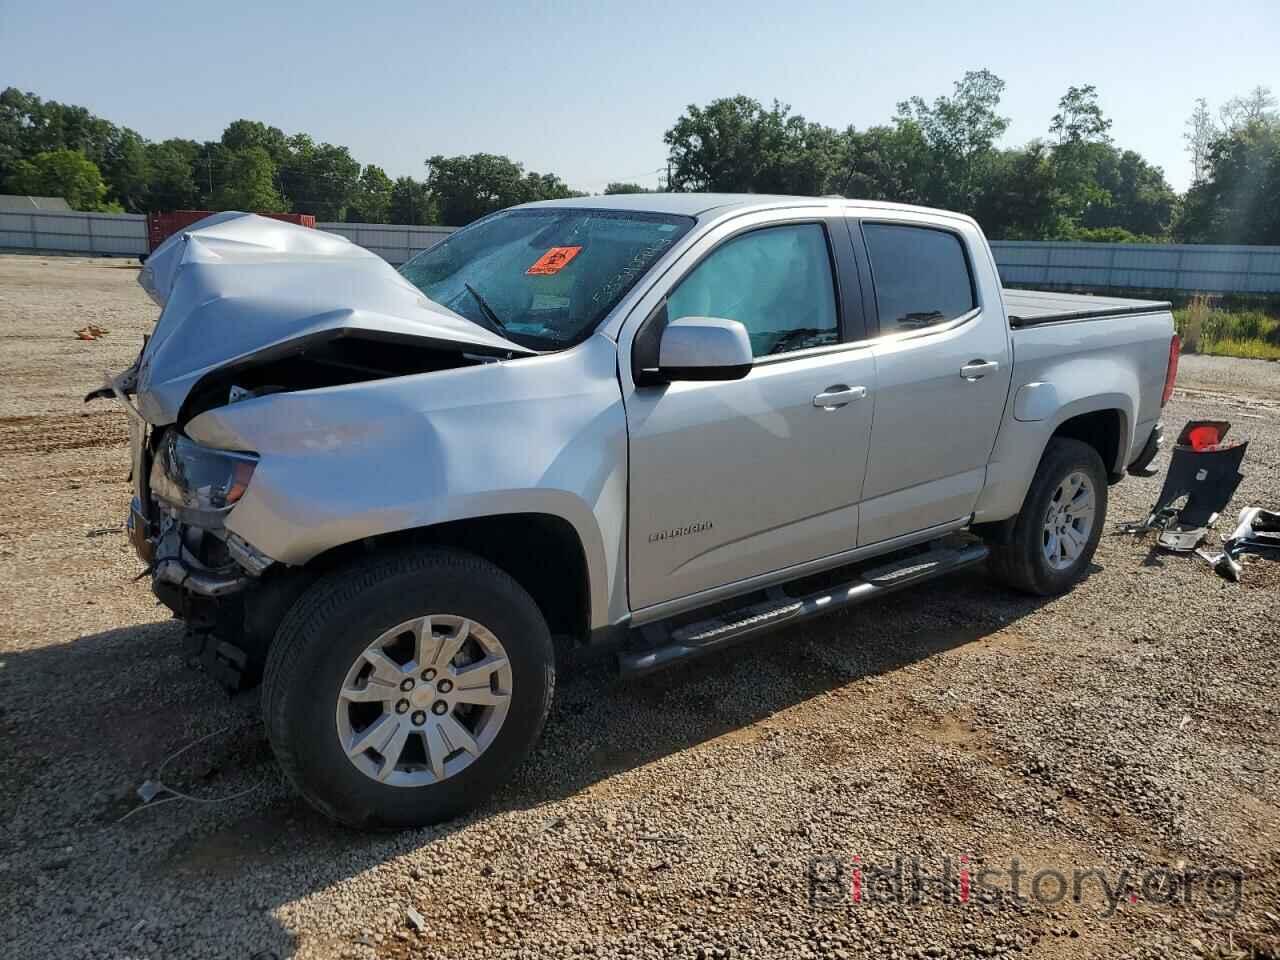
[4,0,1277,193]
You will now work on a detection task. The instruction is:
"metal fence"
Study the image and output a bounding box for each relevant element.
[5,209,1280,294]
[0,210,147,256]
[315,222,454,264]
[990,240,1280,294]
[0,210,454,263]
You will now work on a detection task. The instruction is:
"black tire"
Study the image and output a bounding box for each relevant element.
[262,547,554,829]
[986,437,1108,596]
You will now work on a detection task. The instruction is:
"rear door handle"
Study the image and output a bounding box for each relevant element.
[960,360,1000,381]
[812,385,867,410]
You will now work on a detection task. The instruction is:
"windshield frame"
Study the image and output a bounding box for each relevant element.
[398,206,696,352]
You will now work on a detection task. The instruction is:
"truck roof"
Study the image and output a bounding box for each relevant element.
[517,192,969,222]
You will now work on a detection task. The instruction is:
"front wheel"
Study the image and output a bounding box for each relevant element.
[262,547,555,829]
[986,437,1108,595]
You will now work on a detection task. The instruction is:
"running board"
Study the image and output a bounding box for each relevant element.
[618,543,990,676]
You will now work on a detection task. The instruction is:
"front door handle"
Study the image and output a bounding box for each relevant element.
[960,360,1000,381]
[812,385,867,410]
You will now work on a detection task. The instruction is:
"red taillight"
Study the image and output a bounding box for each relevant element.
[1185,424,1223,450]
[1161,334,1180,407]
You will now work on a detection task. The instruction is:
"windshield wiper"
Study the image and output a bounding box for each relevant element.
[463,282,508,335]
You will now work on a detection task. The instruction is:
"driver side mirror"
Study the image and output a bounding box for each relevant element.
[633,305,753,385]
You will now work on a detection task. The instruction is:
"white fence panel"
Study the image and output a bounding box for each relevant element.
[317,222,454,264]
[0,210,147,256]
[5,210,1280,294]
[989,241,1280,293]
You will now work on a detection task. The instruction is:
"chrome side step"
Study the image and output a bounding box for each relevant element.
[618,543,989,676]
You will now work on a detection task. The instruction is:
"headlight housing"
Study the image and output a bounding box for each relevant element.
[150,432,258,518]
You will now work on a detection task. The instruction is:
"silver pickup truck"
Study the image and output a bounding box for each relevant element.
[104,196,1179,828]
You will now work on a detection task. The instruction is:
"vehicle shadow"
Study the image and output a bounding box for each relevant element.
[0,564,1074,957]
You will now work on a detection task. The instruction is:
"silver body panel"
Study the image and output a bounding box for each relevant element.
[185,333,629,629]
[126,198,1174,634]
[972,307,1172,522]
[848,205,1014,547]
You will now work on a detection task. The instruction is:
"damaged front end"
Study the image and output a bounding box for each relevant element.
[115,407,296,689]
[94,212,536,689]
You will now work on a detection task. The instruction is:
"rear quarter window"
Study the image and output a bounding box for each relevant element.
[862,223,976,334]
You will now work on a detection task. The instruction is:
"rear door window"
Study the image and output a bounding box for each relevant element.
[862,223,975,334]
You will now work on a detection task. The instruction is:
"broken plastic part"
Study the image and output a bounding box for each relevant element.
[1149,421,1246,529]
[1118,420,1248,556]
[1157,524,1209,553]
[1204,506,1280,580]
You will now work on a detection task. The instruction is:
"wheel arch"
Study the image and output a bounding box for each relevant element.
[1047,404,1129,479]
[974,394,1130,532]
[299,511,596,644]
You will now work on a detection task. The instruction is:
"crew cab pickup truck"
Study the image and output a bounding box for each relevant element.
[101,197,1178,828]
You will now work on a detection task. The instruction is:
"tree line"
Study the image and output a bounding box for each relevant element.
[0,90,581,225]
[1,75,1277,243]
[661,75,1279,245]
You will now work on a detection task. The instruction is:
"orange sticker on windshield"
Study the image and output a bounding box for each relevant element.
[526,246,582,276]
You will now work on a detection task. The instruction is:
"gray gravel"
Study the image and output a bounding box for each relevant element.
[1,255,1278,960]
[1178,353,1280,401]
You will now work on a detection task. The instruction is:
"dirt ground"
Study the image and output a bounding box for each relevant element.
[1,254,1278,960]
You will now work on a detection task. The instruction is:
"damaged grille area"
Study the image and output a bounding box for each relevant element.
[178,330,502,424]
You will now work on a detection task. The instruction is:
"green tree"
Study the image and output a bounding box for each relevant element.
[101,128,149,211]
[521,170,580,202]
[1069,225,1152,243]
[835,123,931,202]
[603,181,648,194]
[388,175,437,225]
[1178,117,1280,243]
[1219,85,1277,133]
[1184,97,1216,184]
[347,164,394,222]
[664,96,844,195]
[213,146,284,211]
[1050,85,1112,145]
[4,148,119,211]
[1083,148,1178,237]
[974,142,1070,239]
[221,119,290,164]
[425,153,577,225]
[426,153,526,224]
[281,134,360,220]
[1045,86,1122,232]
[664,95,767,191]
[0,88,37,180]
[894,69,1010,210]
[144,139,200,211]
[0,87,146,209]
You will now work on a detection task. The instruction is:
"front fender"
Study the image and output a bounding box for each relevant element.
[186,334,628,629]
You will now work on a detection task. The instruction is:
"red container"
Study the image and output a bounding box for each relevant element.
[146,210,316,252]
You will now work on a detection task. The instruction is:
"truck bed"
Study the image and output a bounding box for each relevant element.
[1003,289,1172,328]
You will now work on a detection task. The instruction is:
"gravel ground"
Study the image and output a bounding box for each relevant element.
[1,254,1278,960]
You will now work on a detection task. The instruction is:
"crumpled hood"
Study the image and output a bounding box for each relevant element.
[133,212,531,424]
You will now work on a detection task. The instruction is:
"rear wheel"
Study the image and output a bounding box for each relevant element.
[986,437,1108,595]
[263,547,554,829]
